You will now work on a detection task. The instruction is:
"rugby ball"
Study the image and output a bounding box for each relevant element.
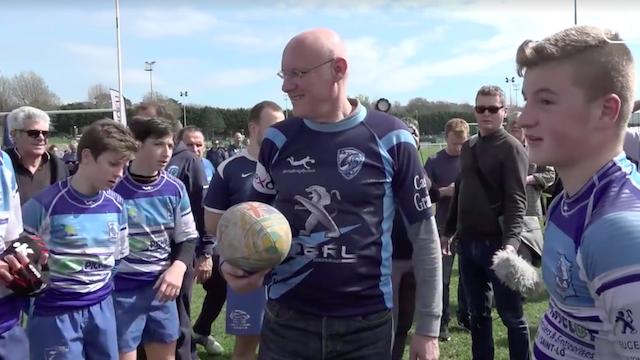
[217,202,292,273]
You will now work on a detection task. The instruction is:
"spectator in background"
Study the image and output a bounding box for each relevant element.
[424,118,471,342]
[206,139,228,168]
[177,126,215,187]
[48,144,60,158]
[63,140,79,175]
[6,106,68,205]
[226,132,244,157]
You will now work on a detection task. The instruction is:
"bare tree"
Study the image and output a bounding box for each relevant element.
[87,83,111,108]
[11,71,60,109]
[0,76,16,111]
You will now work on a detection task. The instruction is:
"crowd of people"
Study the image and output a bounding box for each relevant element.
[0,23,637,360]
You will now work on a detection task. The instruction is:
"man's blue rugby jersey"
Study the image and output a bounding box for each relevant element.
[253,104,434,317]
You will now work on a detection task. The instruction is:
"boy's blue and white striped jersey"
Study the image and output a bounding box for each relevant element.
[253,104,433,317]
[113,169,198,290]
[0,151,24,334]
[534,153,640,359]
[204,149,256,213]
[22,178,128,316]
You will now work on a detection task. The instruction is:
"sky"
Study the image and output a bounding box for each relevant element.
[1,0,640,110]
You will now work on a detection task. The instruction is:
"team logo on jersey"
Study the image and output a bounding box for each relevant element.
[294,185,341,238]
[555,253,576,298]
[230,310,251,330]
[615,308,638,335]
[167,165,180,176]
[107,222,118,241]
[284,155,316,174]
[337,147,365,180]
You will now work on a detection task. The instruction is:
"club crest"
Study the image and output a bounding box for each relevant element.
[337,147,365,180]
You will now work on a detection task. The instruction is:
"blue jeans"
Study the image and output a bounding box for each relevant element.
[258,301,393,360]
[459,239,531,360]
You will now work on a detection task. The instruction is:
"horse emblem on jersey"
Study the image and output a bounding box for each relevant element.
[294,185,341,238]
[337,147,365,180]
[107,222,118,241]
[555,253,576,298]
[615,308,638,335]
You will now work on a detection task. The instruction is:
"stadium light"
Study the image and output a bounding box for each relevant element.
[144,61,156,100]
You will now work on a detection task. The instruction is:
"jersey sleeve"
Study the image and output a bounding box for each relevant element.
[580,212,640,357]
[2,152,22,241]
[252,127,282,203]
[173,182,199,244]
[424,156,436,184]
[203,169,229,213]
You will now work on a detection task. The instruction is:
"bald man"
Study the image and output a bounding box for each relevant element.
[221,28,442,360]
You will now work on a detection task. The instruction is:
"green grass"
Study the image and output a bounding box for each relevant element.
[189,261,548,360]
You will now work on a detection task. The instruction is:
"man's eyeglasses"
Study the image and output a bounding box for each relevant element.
[19,129,49,139]
[277,58,335,80]
[474,106,504,114]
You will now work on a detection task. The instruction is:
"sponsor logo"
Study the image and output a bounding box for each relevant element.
[413,175,431,211]
[241,172,253,178]
[12,241,34,257]
[292,242,357,263]
[229,309,251,330]
[616,308,638,335]
[284,155,316,174]
[337,147,365,180]
[294,185,341,238]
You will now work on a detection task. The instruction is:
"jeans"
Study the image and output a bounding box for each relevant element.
[459,239,531,360]
[258,301,393,360]
[391,260,415,360]
[442,253,470,326]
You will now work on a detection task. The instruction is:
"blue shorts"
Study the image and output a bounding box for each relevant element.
[27,296,118,360]
[226,285,266,336]
[113,284,179,352]
[0,324,29,360]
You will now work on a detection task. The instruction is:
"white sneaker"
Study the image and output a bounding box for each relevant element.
[204,335,224,355]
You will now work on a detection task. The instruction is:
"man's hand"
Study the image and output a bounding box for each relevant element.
[0,252,29,286]
[440,236,452,256]
[504,244,517,254]
[195,255,213,284]
[410,334,439,360]
[438,183,455,198]
[220,261,269,294]
[154,261,187,303]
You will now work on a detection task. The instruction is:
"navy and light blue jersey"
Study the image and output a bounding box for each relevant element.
[202,158,215,187]
[113,170,198,290]
[204,149,256,213]
[253,104,433,317]
[0,151,24,334]
[534,153,640,359]
[22,179,128,316]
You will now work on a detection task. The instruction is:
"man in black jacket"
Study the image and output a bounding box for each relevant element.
[6,106,68,204]
[444,85,530,360]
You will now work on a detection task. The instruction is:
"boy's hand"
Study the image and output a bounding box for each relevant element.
[154,261,187,303]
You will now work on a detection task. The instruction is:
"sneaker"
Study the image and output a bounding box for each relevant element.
[439,325,451,342]
[204,336,224,355]
[192,333,224,355]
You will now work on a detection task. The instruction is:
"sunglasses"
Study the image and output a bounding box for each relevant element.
[19,130,49,139]
[474,106,504,114]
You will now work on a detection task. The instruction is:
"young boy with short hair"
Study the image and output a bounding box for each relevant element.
[517,25,640,359]
[113,117,198,360]
[23,119,138,359]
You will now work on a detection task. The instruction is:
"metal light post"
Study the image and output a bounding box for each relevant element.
[144,61,156,99]
[505,76,516,108]
[574,0,578,25]
[180,91,188,126]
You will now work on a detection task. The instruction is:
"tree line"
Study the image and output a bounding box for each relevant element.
[1,71,482,139]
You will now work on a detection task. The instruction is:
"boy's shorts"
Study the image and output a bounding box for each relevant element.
[27,296,118,360]
[0,323,28,360]
[226,285,266,336]
[113,284,179,352]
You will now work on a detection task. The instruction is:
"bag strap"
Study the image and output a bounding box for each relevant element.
[469,136,503,215]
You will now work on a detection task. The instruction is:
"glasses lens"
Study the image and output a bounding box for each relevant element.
[475,106,501,114]
[25,130,48,138]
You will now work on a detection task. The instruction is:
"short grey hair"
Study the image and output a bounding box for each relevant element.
[506,111,522,128]
[7,106,50,132]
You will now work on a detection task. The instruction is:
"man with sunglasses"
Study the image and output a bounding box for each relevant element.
[6,106,68,205]
[444,85,530,359]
